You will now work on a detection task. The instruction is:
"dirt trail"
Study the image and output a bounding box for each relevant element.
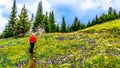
[29,54,36,68]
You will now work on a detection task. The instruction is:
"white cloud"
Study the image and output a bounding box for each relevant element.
[0,0,120,33]
[26,0,51,15]
[42,0,51,13]
[48,0,76,6]
[48,0,113,12]
[79,0,113,12]
[113,0,120,10]
[0,0,52,33]
[100,0,113,10]
[79,0,98,12]
[0,0,13,33]
[0,9,8,33]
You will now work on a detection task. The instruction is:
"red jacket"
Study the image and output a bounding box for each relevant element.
[30,35,37,43]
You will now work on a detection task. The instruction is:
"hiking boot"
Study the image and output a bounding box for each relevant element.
[32,57,35,60]
[33,50,35,53]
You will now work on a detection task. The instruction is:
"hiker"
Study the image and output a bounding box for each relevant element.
[29,33,37,54]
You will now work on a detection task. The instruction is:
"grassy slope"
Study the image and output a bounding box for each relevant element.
[80,19,120,31]
[0,20,120,67]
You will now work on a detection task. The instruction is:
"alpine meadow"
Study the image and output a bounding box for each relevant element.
[0,0,120,68]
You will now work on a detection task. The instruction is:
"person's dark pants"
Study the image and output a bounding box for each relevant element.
[30,43,35,54]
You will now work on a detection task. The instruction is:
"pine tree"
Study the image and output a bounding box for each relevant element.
[80,23,85,29]
[2,0,17,38]
[15,5,30,37]
[30,14,34,24]
[49,11,56,32]
[100,13,107,23]
[87,21,91,27]
[71,17,79,31]
[66,25,70,32]
[107,7,115,20]
[113,9,118,19]
[61,17,66,32]
[56,24,60,32]
[69,26,73,32]
[108,7,113,15]
[118,11,120,19]
[43,12,51,33]
[30,14,34,31]
[33,1,44,31]
[95,15,98,24]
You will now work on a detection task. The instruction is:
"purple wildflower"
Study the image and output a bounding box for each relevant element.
[57,37,64,41]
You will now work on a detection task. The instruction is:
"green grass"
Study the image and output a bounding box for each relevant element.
[80,19,120,31]
[0,19,120,68]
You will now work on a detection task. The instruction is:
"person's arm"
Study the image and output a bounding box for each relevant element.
[35,36,37,42]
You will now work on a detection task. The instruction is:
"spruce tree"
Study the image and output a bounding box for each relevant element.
[95,15,98,24]
[107,7,115,20]
[15,5,30,37]
[30,14,34,31]
[66,25,70,32]
[113,9,118,19]
[49,11,56,32]
[118,11,120,19]
[43,12,51,33]
[69,26,73,32]
[33,1,44,31]
[80,23,85,29]
[30,14,34,24]
[56,24,60,32]
[108,7,113,15]
[87,21,91,27]
[2,0,17,38]
[61,17,66,32]
[71,17,79,31]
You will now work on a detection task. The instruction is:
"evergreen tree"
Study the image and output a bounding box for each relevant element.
[66,25,70,32]
[61,17,66,32]
[113,9,118,19]
[100,13,107,23]
[108,7,113,15]
[80,23,85,29]
[30,14,34,24]
[15,5,30,37]
[95,15,98,24]
[87,21,91,27]
[2,0,17,38]
[69,26,73,32]
[118,11,120,19]
[86,7,119,29]
[33,1,44,31]
[56,24,60,32]
[71,17,79,31]
[78,21,82,30]
[107,7,115,20]
[43,12,51,33]
[49,11,56,32]
[30,14,34,31]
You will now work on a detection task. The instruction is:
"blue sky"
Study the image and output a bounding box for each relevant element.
[0,0,120,33]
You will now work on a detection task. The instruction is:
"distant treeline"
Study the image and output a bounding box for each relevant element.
[1,0,120,38]
[87,7,120,27]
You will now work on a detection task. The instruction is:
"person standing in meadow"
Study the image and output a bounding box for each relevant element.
[29,33,37,54]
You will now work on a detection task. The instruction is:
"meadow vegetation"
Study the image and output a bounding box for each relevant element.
[0,20,120,67]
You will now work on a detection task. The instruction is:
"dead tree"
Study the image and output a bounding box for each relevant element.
[35,25,45,36]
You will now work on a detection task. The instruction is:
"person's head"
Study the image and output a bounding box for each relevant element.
[32,33,35,36]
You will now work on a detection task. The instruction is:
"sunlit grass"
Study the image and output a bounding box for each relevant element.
[0,20,120,67]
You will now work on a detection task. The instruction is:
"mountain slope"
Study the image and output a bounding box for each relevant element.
[0,20,120,67]
[79,19,120,32]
